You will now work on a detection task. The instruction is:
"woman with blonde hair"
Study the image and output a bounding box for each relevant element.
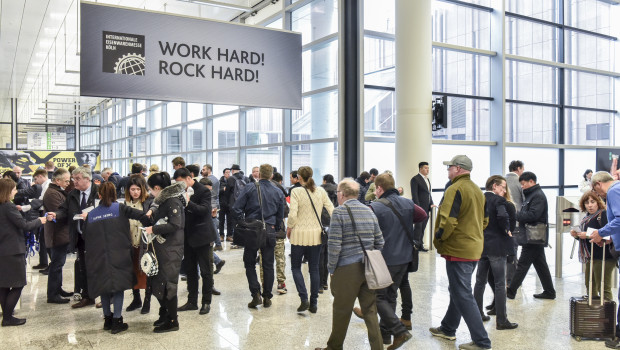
[287,166,334,313]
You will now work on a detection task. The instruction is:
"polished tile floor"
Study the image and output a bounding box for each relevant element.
[1,234,617,350]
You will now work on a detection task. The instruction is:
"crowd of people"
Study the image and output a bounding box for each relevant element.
[3,155,620,350]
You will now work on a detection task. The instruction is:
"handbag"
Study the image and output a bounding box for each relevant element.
[304,188,329,245]
[375,198,422,272]
[140,230,159,277]
[514,222,548,246]
[344,204,393,290]
[234,182,267,249]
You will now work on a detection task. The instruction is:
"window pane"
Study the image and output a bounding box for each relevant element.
[292,0,338,45]
[565,31,615,71]
[364,142,395,176]
[364,0,395,34]
[247,146,282,172]
[506,103,558,144]
[303,39,338,92]
[0,124,11,149]
[506,0,560,23]
[564,149,596,186]
[432,97,491,141]
[167,102,182,126]
[433,48,490,97]
[432,144,491,189]
[565,109,612,146]
[506,147,559,186]
[432,1,491,50]
[565,70,614,110]
[565,0,616,36]
[213,113,238,149]
[505,17,559,61]
[187,121,205,151]
[213,150,238,175]
[292,90,338,141]
[291,142,338,184]
[137,100,146,112]
[364,89,394,136]
[246,108,282,146]
[126,100,135,115]
[186,153,206,168]
[187,103,204,122]
[364,36,395,87]
[137,135,146,156]
[136,113,146,134]
[165,127,182,153]
[212,105,237,115]
[266,18,282,29]
[150,107,162,130]
[150,131,162,154]
[506,61,559,104]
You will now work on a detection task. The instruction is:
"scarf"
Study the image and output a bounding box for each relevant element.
[577,209,604,263]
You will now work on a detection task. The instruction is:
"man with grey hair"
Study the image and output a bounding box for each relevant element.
[47,166,99,309]
[101,167,121,189]
[316,178,384,350]
[588,171,620,349]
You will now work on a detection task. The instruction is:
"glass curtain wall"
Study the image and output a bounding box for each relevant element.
[87,0,340,184]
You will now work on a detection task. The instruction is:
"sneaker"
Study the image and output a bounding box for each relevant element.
[605,338,620,349]
[387,331,412,350]
[214,260,226,274]
[277,283,287,294]
[231,244,242,249]
[458,341,491,350]
[429,326,456,341]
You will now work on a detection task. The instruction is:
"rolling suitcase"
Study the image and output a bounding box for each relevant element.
[569,241,616,341]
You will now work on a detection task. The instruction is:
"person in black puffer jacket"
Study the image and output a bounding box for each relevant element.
[145,173,186,333]
[473,176,518,330]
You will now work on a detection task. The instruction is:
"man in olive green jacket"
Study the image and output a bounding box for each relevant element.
[429,155,491,350]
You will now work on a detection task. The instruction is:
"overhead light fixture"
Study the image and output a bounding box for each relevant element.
[180,0,252,12]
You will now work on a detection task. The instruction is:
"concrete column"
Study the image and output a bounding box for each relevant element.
[489,0,505,176]
[395,0,432,198]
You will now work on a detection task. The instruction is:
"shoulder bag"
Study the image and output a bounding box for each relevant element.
[140,228,159,277]
[344,204,393,290]
[304,188,328,245]
[375,198,422,272]
[234,182,267,249]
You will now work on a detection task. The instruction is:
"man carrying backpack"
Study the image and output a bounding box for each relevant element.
[225,164,248,245]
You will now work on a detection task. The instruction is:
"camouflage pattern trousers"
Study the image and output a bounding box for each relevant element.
[260,238,286,283]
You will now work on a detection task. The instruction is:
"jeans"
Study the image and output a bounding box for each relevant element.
[213,218,222,247]
[507,244,555,296]
[376,263,409,339]
[290,244,321,305]
[399,273,413,321]
[185,244,214,305]
[440,260,491,349]
[474,255,508,324]
[244,232,275,299]
[47,243,68,299]
[101,290,124,318]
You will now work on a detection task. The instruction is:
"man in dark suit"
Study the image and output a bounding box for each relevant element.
[410,162,435,251]
[174,168,217,315]
[47,166,99,308]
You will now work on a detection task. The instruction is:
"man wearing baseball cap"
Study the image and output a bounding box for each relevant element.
[430,155,492,350]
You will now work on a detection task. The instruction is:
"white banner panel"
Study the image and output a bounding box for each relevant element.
[80,2,302,109]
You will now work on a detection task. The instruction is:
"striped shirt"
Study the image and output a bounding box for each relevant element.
[327,199,384,274]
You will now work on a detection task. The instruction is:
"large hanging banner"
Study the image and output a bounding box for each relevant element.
[0,151,100,175]
[80,2,302,110]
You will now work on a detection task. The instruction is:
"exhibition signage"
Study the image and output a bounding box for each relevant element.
[0,150,100,174]
[27,132,67,150]
[80,2,302,109]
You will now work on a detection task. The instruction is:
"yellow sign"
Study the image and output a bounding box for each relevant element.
[0,151,100,175]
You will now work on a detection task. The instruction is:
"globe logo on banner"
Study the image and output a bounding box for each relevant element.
[102,31,145,75]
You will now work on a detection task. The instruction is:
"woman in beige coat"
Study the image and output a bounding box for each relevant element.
[287,166,333,313]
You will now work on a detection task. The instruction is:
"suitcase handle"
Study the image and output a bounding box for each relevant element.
[588,240,606,307]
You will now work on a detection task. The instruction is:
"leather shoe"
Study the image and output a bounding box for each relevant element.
[309,304,317,313]
[214,260,226,274]
[1,317,26,327]
[297,301,309,312]
[32,263,48,270]
[263,297,272,308]
[96,302,102,308]
[485,302,495,310]
[487,308,496,316]
[352,307,363,319]
[47,296,70,304]
[533,291,556,299]
[387,331,412,350]
[497,321,518,330]
[506,289,516,299]
[400,318,412,330]
[481,314,491,322]
[39,268,49,275]
[199,304,210,315]
[178,302,198,311]
[71,298,95,309]
[248,293,262,308]
[419,247,429,252]
[212,288,221,296]
[59,289,73,298]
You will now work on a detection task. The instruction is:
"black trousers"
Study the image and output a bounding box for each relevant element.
[184,243,214,305]
[376,263,409,339]
[218,206,234,237]
[244,233,275,299]
[319,242,328,286]
[413,215,429,243]
[36,227,49,266]
[507,244,555,295]
[76,235,90,299]
[399,273,412,321]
